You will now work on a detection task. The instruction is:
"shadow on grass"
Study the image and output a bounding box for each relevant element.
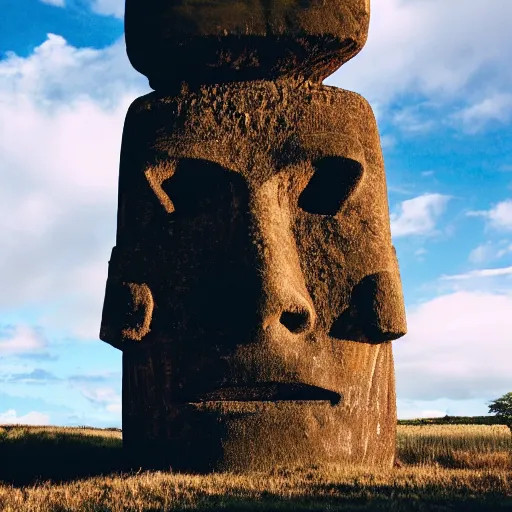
[188,495,512,512]
[0,427,126,486]
[1,427,511,511]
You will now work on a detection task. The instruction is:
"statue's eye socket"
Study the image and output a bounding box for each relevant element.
[161,158,243,216]
[298,157,363,215]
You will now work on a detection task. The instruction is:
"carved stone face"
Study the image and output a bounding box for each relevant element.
[101,79,406,471]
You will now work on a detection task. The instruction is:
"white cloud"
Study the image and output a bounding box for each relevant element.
[394,291,512,402]
[326,0,512,133]
[41,0,65,6]
[0,35,149,340]
[399,409,447,421]
[397,397,493,419]
[0,409,50,426]
[0,34,145,109]
[441,266,512,281]
[81,386,121,414]
[390,194,451,238]
[4,369,60,384]
[387,184,416,196]
[0,325,47,356]
[469,240,512,264]
[496,243,512,258]
[487,200,512,231]
[106,403,122,414]
[467,199,512,232]
[379,134,396,149]
[466,210,487,218]
[392,106,435,134]
[469,242,495,264]
[453,93,512,134]
[90,0,124,19]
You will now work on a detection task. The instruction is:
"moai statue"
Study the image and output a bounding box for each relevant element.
[100,0,407,472]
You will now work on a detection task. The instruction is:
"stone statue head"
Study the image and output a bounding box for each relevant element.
[100,78,406,471]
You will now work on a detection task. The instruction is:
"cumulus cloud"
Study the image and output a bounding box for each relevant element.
[485,200,512,231]
[81,386,121,414]
[452,93,512,134]
[0,325,48,356]
[469,242,496,264]
[0,35,149,340]
[326,0,512,134]
[467,199,512,232]
[0,409,50,426]
[349,0,511,99]
[390,194,451,238]
[392,105,435,134]
[468,239,512,265]
[496,243,512,258]
[0,34,146,109]
[90,0,124,19]
[394,291,512,402]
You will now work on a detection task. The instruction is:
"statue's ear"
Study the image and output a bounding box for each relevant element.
[351,267,407,342]
[329,247,407,344]
[120,283,154,342]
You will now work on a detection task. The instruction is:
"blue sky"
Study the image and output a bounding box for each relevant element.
[1,0,511,427]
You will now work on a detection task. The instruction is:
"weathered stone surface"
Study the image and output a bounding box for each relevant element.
[125,0,370,89]
[122,342,396,472]
[100,79,406,471]
[100,0,407,472]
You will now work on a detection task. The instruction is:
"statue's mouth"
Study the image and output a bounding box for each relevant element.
[182,383,342,406]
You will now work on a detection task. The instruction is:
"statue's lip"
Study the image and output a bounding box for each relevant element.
[180,383,342,406]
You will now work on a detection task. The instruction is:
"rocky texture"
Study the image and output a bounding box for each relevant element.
[122,342,396,472]
[100,1,407,472]
[125,0,370,89]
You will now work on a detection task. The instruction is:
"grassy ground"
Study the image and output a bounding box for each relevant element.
[0,423,510,511]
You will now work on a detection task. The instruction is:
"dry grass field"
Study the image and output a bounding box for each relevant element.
[0,422,510,511]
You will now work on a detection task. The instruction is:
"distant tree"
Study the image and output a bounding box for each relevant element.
[488,392,512,432]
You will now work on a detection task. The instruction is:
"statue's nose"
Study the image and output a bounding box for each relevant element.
[248,175,317,337]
